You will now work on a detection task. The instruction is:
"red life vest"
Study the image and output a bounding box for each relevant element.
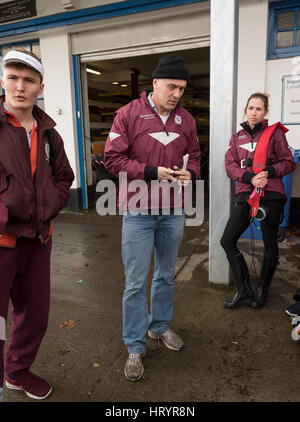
[247,122,288,218]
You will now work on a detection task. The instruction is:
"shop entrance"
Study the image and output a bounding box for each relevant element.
[80,47,210,208]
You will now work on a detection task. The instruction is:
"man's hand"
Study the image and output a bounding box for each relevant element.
[157,167,177,181]
[251,171,268,189]
[173,165,192,187]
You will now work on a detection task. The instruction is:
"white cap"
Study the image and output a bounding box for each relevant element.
[1,50,44,80]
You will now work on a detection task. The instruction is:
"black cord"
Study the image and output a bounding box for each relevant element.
[279,209,284,225]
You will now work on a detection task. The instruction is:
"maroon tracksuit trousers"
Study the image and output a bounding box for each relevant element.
[0,236,51,388]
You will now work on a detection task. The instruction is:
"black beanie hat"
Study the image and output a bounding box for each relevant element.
[152,54,190,82]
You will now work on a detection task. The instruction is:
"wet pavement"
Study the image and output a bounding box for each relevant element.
[2,207,300,404]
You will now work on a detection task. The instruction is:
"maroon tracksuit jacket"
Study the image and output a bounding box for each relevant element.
[225,119,296,197]
[104,90,200,211]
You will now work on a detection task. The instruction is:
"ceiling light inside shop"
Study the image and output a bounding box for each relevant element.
[86,68,101,75]
[112,81,119,85]
[120,84,128,87]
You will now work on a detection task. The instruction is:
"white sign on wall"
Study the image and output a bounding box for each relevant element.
[282,74,300,125]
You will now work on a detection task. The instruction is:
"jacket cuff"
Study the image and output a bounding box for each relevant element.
[264,166,276,179]
[242,171,255,184]
[187,169,196,182]
[144,165,158,181]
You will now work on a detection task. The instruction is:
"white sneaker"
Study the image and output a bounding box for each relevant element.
[148,329,184,351]
[124,353,145,381]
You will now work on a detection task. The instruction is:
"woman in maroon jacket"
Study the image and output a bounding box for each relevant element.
[220,93,296,310]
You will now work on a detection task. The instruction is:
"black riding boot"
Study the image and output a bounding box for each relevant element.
[224,253,254,309]
[251,254,279,309]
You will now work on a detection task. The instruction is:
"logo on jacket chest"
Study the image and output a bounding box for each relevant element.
[175,114,182,125]
[140,113,155,120]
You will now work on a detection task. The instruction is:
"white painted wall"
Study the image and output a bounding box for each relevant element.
[237,0,269,128]
[39,32,79,189]
[266,58,300,197]
[266,58,300,150]
[71,3,210,58]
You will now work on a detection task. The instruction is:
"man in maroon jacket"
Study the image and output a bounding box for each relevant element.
[105,54,200,381]
[0,49,74,401]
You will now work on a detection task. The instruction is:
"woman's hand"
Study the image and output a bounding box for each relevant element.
[251,171,268,189]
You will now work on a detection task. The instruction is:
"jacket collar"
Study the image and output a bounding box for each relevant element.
[240,119,268,136]
[140,89,181,114]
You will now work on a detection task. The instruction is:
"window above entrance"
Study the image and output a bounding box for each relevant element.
[268,0,300,59]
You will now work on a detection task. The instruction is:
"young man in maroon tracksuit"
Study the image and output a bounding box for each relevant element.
[0,49,74,401]
[105,55,200,381]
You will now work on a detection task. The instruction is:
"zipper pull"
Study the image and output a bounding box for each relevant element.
[164,126,169,136]
[251,131,255,148]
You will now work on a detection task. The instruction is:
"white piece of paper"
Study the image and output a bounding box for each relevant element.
[178,154,189,194]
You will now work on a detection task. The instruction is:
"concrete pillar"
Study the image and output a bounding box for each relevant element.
[237,0,268,127]
[39,32,81,209]
[209,0,239,284]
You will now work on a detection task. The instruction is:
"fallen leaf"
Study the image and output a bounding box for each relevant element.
[59,319,76,330]
[93,362,100,368]
[67,320,76,330]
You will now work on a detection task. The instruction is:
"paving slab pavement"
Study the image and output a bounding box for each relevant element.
[2,210,300,404]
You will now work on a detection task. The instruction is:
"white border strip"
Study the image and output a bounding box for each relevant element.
[0,316,5,341]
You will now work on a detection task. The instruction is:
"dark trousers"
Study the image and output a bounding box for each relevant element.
[0,237,51,388]
[220,199,285,258]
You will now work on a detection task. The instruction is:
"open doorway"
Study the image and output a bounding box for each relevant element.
[82,48,210,207]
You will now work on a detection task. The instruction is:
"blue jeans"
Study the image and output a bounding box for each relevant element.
[122,213,185,354]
